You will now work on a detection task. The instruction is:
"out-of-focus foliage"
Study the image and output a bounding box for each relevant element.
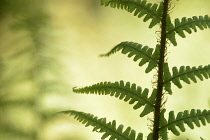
[0,0,103,139]
[0,0,73,140]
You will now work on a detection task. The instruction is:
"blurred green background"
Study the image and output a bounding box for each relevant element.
[0,0,210,140]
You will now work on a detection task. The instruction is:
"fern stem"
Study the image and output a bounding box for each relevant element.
[153,0,170,139]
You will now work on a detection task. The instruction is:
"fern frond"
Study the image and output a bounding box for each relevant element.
[100,41,159,73]
[73,81,156,117]
[58,110,143,140]
[160,109,210,136]
[164,65,210,89]
[167,15,210,45]
[101,0,163,28]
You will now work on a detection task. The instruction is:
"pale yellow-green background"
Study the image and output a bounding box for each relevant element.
[0,0,210,140]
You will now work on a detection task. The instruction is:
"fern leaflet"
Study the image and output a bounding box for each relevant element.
[73,81,156,117]
[160,109,210,136]
[166,15,177,46]
[159,109,168,140]
[101,0,163,28]
[58,110,143,140]
[167,15,210,46]
[164,64,210,89]
[100,41,159,73]
[163,63,172,94]
[147,133,153,140]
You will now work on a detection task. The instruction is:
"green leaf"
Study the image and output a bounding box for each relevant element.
[145,44,160,73]
[160,109,210,136]
[168,111,180,136]
[165,15,178,46]
[147,133,153,140]
[159,109,168,140]
[100,41,159,73]
[140,104,153,117]
[136,133,143,140]
[57,110,144,140]
[171,67,182,88]
[163,63,172,94]
[101,0,163,28]
[167,15,210,41]
[73,81,156,117]
[164,65,210,89]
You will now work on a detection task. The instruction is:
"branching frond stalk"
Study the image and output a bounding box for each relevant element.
[153,0,170,139]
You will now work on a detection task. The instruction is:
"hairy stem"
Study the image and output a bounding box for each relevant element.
[153,0,169,139]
